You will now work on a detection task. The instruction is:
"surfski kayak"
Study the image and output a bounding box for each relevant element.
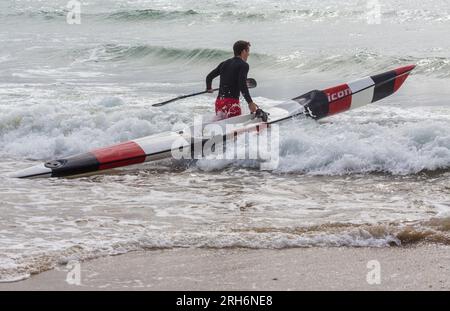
[12,65,415,179]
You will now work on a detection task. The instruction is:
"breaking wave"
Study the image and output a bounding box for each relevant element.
[74,44,236,65]
[105,9,199,21]
[3,5,450,24]
[2,94,450,176]
[275,115,450,175]
[66,44,450,78]
[1,216,448,282]
[194,106,450,176]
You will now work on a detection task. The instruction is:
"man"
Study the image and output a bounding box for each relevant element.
[206,40,258,119]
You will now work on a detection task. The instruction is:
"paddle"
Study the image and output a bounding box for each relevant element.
[152,78,257,107]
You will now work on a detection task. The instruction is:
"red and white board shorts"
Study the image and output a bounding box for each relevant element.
[215,98,241,119]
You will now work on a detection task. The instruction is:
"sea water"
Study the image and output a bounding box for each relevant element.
[0,0,449,282]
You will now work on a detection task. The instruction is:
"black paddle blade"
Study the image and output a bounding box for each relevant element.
[246,78,257,88]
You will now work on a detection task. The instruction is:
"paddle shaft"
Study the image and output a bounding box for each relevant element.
[152,78,257,107]
[153,88,218,107]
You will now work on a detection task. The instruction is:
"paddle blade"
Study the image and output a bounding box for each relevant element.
[246,78,257,88]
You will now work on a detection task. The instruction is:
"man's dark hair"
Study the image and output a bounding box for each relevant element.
[233,40,251,56]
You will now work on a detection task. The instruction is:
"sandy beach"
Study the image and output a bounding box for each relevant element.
[0,245,448,291]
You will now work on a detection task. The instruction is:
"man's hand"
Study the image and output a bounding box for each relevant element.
[248,102,258,113]
[206,88,214,93]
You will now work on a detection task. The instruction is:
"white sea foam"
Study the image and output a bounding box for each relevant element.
[2,90,450,175]
[193,106,450,175]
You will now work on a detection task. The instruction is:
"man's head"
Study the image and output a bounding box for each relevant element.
[233,40,251,61]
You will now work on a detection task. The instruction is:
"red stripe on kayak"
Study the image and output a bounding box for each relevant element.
[393,65,415,93]
[324,84,352,116]
[92,141,146,170]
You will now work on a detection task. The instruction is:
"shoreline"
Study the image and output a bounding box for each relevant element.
[0,244,449,291]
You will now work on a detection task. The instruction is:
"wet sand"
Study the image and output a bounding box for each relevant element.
[1,245,448,291]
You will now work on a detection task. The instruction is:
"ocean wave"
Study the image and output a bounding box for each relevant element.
[383,9,450,23]
[194,106,450,175]
[2,8,200,22]
[103,8,359,22]
[74,44,238,65]
[274,117,450,175]
[0,99,172,160]
[70,44,450,78]
[274,51,450,78]
[3,6,449,23]
[8,9,66,20]
[233,218,450,247]
[0,217,448,283]
[2,96,450,175]
[105,9,199,21]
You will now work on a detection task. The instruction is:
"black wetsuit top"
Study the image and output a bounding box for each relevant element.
[206,56,253,104]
